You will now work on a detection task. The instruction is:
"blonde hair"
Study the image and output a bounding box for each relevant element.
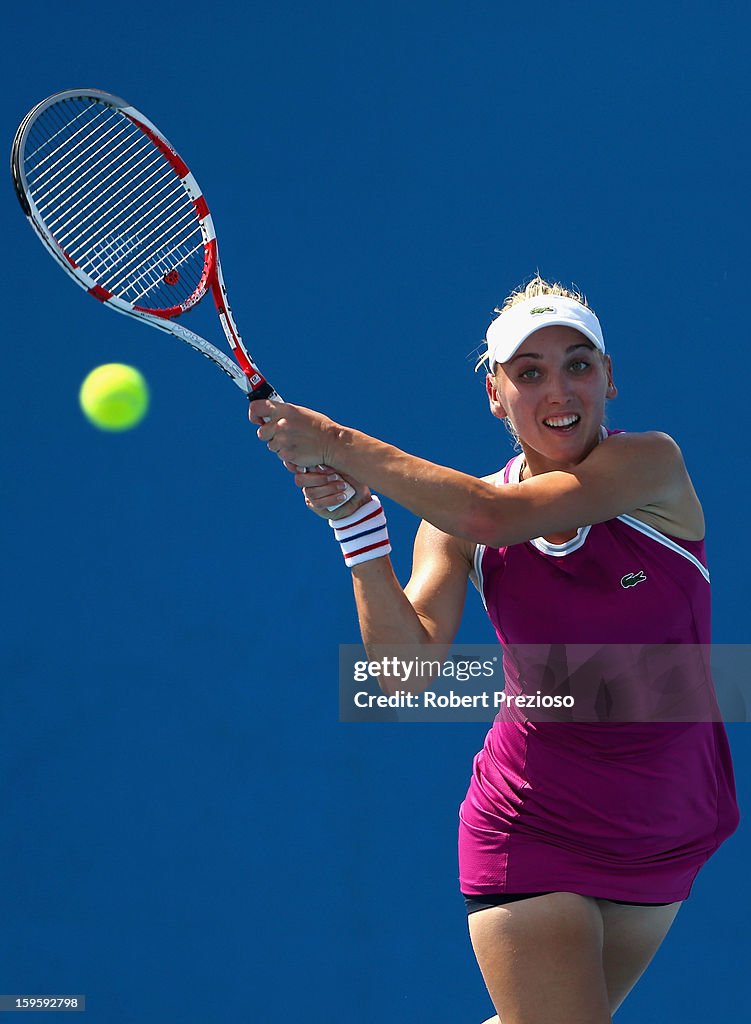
[474,272,596,374]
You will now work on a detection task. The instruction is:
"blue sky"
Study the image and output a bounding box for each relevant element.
[2,2,749,1021]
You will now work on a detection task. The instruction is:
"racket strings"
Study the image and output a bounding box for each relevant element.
[99,193,196,290]
[27,101,188,248]
[44,135,161,233]
[26,105,112,182]
[21,97,207,310]
[25,101,194,297]
[30,115,129,202]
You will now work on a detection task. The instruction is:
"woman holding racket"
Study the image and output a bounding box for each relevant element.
[250,275,739,1024]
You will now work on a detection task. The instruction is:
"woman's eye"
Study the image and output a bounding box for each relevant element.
[518,360,589,379]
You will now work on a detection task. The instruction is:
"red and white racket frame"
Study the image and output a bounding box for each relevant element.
[13,89,355,508]
[13,88,277,400]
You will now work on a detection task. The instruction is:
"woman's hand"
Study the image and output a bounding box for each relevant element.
[249,399,337,468]
[249,398,369,519]
[282,462,371,521]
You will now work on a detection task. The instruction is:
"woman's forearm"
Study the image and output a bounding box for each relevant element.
[350,556,430,651]
[251,399,510,544]
[328,426,506,544]
[348,558,450,696]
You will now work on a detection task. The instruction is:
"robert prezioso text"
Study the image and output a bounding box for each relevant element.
[353,690,576,709]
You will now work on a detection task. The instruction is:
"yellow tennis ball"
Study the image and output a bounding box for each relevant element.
[79,363,149,432]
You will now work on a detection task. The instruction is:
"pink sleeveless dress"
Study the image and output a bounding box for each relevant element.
[458,436,740,901]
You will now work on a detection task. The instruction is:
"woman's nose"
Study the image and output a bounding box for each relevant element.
[544,374,575,403]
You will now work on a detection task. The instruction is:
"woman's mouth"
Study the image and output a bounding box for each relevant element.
[542,414,581,433]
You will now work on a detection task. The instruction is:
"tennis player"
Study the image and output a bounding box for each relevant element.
[250,275,740,1023]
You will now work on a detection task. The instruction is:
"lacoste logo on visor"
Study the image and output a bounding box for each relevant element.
[530,306,555,315]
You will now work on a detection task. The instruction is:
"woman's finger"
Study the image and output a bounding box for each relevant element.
[295,470,342,488]
[303,481,351,504]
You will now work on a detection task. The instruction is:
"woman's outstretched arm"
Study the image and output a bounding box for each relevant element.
[251,401,695,546]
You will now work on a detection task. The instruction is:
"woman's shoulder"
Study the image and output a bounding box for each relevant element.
[603,429,705,541]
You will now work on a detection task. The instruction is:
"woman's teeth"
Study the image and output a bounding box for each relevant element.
[543,415,580,429]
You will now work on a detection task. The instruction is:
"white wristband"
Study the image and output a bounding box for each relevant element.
[329,495,392,568]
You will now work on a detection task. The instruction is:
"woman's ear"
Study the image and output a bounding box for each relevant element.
[604,355,617,399]
[486,371,509,421]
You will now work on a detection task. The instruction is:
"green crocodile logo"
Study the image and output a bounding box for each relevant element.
[621,570,647,589]
[530,306,555,315]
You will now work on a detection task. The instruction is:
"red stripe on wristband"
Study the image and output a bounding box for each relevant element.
[338,506,384,533]
[344,539,391,560]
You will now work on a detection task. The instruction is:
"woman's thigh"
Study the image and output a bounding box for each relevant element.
[468,892,612,1024]
[596,899,682,1014]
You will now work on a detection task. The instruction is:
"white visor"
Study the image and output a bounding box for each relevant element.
[486,295,605,370]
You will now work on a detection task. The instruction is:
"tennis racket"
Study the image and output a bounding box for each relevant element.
[11,87,354,510]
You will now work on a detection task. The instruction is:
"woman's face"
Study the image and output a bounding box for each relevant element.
[486,325,616,469]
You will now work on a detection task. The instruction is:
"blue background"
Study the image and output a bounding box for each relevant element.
[2,2,748,1021]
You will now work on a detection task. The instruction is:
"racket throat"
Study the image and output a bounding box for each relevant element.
[246,379,277,402]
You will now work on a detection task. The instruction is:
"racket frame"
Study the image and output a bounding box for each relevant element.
[12,88,354,508]
[11,89,274,398]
